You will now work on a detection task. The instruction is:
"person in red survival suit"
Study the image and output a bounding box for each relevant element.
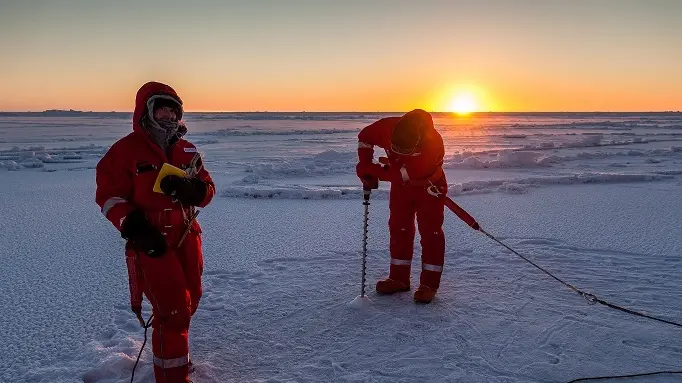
[96,81,215,382]
[356,109,447,304]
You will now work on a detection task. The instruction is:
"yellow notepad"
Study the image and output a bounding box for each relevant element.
[153,163,187,193]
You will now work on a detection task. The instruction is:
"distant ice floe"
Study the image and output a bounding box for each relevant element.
[503,120,682,130]
[0,144,106,171]
[465,132,682,155]
[221,171,673,200]
[1,160,21,171]
[240,150,355,183]
[446,150,552,169]
[221,185,385,200]
[444,146,682,169]
[191,139,221,145]
[186,112,387,121]
[448,172,671,195]
[232,139,682,191]
[205,127,356,137]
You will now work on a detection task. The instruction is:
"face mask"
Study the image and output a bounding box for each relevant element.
[157,120,180,132]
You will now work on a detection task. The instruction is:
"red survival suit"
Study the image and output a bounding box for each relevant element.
[96,82,215,382]
[357,111,447,292]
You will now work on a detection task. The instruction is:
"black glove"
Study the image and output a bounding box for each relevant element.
[361,174,379,190]
[121,209,167,257]
[160,175,207,206]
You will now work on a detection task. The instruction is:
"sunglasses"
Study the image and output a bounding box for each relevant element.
[390,144,415,155]
[390,136,421,155]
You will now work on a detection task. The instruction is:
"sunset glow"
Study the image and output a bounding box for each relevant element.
[0,2,680,112]
[447,93,479,115]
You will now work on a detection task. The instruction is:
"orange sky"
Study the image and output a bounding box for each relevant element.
[1,1,681,112]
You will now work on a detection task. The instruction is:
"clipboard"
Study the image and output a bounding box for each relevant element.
[153,163,187,193]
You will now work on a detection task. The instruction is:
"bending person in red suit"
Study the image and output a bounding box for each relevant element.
[356,109,447,303]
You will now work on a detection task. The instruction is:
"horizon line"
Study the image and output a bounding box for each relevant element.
[1,109,680,114]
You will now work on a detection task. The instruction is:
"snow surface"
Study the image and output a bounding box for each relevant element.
[1,112,681,382]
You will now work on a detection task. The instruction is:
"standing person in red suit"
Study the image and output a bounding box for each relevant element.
[356,109,447,304]
[96,81,215,382]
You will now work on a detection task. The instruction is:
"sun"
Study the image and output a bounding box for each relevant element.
[448,93,479,115]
